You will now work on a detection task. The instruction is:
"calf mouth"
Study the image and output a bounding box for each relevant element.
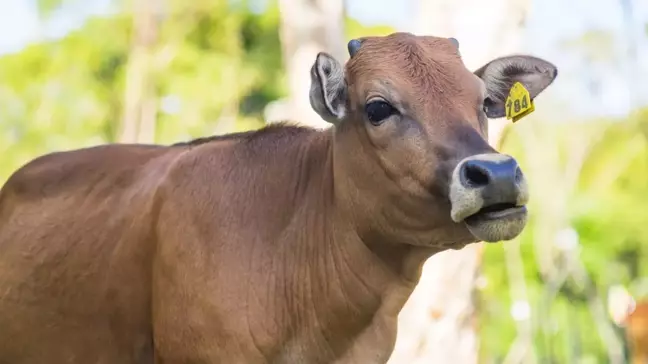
[463,202,528,243]
[464,202,527,224]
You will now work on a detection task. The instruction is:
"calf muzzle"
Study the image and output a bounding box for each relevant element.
[449,153,529,242]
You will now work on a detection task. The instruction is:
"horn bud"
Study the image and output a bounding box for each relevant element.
[347,39,362,57]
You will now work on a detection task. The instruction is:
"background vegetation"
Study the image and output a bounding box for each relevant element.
[1,0,647,362]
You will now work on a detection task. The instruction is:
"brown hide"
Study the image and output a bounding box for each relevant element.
[0,32,557,363]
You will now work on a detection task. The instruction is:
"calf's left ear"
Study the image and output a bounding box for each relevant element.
[474,55,558,119]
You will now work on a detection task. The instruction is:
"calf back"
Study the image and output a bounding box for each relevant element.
[0,145,176,363]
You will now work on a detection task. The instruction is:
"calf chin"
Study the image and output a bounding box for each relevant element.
[464,207,528,242]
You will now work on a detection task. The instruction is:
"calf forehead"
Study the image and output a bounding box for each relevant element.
[346,33,482,105]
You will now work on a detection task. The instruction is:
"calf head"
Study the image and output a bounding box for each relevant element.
[309,32,557,246]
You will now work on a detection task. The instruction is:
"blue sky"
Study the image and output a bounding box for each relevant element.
[1,0,647,118]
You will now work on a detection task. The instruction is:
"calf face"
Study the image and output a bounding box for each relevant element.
[309,32,557,243]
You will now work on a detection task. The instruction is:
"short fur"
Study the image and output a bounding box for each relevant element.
[0,32,557,363]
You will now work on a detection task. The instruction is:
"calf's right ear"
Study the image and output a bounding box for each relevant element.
[309,52,347,125]
[474,55,558,119]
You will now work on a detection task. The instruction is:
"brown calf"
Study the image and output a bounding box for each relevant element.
[0,32,557,363]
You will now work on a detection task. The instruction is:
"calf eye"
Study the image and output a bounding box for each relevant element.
[365,100,396,125]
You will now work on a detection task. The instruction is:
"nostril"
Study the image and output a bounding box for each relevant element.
[515,167,523,183]
[463,163,490,187]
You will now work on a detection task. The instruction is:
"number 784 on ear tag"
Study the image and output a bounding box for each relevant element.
[505,82,535,123]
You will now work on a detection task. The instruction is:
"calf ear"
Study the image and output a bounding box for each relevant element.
[309,52,347,124]
[474,55,558,119]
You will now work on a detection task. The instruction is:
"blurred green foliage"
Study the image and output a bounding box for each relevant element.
[1,1,646,363]
[0,0,394,180]
[480,112,648,362]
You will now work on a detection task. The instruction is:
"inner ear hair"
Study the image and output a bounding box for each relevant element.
[476,55,558,101]
[316,54,346,118]
[309,52,347,123]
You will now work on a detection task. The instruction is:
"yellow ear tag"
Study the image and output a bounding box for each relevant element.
[505,82,535,123]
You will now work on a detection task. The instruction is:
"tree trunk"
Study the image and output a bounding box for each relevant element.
[388,0,532,363]
[120,0,159,143]
[274,0,345,128]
